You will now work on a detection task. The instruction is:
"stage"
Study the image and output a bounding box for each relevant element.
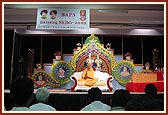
[4,89,164,111]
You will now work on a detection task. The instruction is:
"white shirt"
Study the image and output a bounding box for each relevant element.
[10,107,30,111]
[80,101,111,111]
[111,106,125,111]
[29,103,56,111]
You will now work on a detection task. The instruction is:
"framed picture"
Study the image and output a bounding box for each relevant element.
[112,60,136,86]
[50,61,74,87]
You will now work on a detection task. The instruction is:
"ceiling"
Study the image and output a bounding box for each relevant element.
[4,3,164,31]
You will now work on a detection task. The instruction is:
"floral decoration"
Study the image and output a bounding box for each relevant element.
[112,60,136,86]
[50,61,74,87]
[76,43,82,47]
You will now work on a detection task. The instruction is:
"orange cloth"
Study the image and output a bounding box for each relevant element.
[79,67,98,86]
[82,68,94,79]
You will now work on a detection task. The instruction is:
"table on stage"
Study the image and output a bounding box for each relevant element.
[153,71,164,81]
[126,81,164,92]
[126,72,164,92]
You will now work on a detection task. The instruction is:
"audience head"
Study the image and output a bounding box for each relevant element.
[145,84,157,96]
[88,87,102,102]
[143,84,163,111]
[112,89,131,108]
[36,87,49,103]
[10,77,34,106]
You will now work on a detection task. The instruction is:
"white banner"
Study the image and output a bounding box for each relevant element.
[36,8,90,30]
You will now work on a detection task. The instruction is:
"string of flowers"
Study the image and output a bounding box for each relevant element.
[112,60,136,86]
[50,61,74,87]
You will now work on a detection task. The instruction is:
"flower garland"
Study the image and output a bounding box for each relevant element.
[112,60,136,86]
[84,34,100,44]
[96,43,116,69]
[76,43,81,47]
[50,61,74,87]
[70,44,89,69]
[70,42,116,72]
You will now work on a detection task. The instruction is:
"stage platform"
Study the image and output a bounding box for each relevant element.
[4,89,164,111]
[4,89,164,94]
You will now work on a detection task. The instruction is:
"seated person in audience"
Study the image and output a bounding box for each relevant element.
[126,84,163,111]
[4,106,6,111]
[81,87,111,111]
[111,89,131,111]
[29,87,56,111]
[10,77,34,111]
[141,84,164,111]
[78,62,98,86]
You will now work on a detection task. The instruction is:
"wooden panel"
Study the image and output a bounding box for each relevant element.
[132,73,157,82]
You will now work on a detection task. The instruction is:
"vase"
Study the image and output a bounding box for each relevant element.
[55,56,61,60]
[126,56,131,61]
[145,67,149,70]
[37,66,42,69]
[77,47,81,50]
[36,64,42,69]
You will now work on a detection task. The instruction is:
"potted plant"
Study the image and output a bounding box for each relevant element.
[54,51,61,60]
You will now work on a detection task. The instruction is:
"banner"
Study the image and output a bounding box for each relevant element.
[36,8,90,30]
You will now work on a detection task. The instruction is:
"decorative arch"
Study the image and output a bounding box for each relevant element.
[70,34,116,75]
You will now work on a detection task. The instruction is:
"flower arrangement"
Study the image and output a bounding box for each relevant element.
[54,51,61,56]
[50,61,74,88]
[36,62,42,69]
[106,43,111,49]
[145,62,150,69]
[76,43,81,47]
[112,60,136,86]
[76,43,82,50]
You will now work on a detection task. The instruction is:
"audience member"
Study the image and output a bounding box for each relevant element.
[80,87,111,111]
[111,89,131,111]
[145,83,157,97]
[29,87,56,111]
[10,77,34,111]
[126,84,164,111]
[141,84,164,111]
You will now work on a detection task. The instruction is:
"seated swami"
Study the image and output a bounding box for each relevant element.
[78,63,98,86]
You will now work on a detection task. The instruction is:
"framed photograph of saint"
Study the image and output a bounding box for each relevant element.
[51,61,74,87]
[112,60,136,86]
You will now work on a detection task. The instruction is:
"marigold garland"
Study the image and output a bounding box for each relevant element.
[112,60,136,86]
[50,61,74,87]
[70,40,116,72]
